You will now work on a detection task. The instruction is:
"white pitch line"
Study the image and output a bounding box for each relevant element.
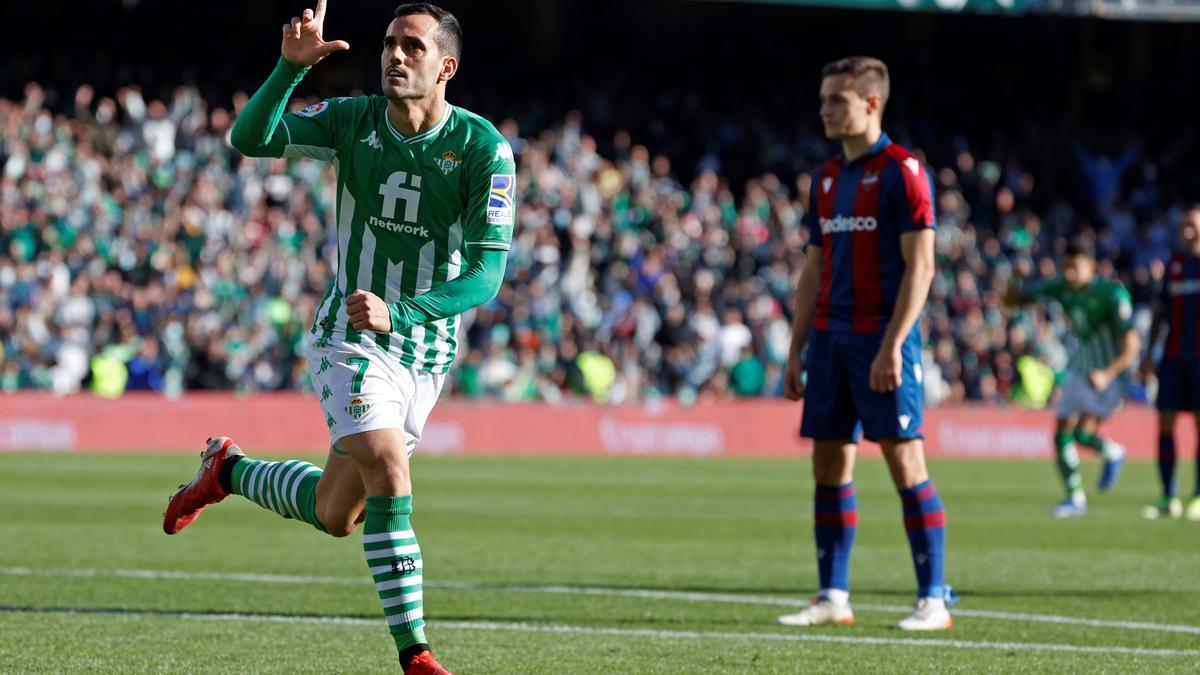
[1,607,1197,658]
[3,567,1199,636]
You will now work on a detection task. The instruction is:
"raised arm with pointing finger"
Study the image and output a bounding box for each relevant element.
[230,0,349,157]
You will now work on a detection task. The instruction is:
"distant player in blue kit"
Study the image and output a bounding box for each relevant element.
[1143,206,1200,521]
[779,56,951,631]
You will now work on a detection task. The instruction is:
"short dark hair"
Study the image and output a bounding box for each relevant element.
[821,56,890,107]
[393,3,462,60]
[1064,236,1095,260]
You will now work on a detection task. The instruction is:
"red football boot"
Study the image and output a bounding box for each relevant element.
[404,651,452,675]
[163,437,243,534]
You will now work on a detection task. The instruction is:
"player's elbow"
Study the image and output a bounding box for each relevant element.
[1125,330,1142,356]
[478,271,503,305]
[228,119,253,154]
[473,252,508,306]
[229,118,267,157]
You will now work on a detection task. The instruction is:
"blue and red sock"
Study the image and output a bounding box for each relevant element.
[813,482,857,593]
[899,480,946,599]
[1158,434,1177,499]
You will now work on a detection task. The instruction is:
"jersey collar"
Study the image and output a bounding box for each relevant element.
[385,103,453,145]
[840,132,891,167]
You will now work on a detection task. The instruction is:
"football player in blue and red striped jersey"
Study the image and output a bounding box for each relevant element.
[1143,206,1200,520]
[780,56,950,631]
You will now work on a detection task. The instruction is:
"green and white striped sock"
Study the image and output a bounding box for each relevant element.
[364,495,427,652]
[230,459,325,532]
[1075,432,1122,461]
[1054,432,1083,497]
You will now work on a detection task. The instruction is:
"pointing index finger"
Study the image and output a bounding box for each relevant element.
[314,0,328,23]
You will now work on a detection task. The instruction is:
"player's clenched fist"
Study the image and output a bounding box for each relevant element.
[345,291,392,333]
[281,0,350,67]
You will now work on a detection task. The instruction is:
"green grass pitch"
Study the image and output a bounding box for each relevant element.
[0,452,1197,673]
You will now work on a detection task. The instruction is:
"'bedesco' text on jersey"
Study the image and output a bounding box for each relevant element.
[804,133,936,333]
[278,97,516,373]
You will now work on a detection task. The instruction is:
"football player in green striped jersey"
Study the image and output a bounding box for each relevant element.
[1008,239,1140,518]
[164,4,512,673]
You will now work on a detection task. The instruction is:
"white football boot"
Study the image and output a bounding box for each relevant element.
[1051,492,1088,518]
[896,597,953,631]
[777,596,855,626]
[1187,497,1200,522]
[1141,497,1183,520]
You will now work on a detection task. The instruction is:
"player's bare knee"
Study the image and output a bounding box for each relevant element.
[318,508,360,538]
[325,522,358,538]
[1158,413,1176,435]
[882,439,928,488]
[812,441,854,484]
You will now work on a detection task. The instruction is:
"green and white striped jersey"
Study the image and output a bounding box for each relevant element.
[279,97,516,373]
[1034,276,1135,376]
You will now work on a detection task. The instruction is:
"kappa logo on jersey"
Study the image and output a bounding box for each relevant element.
[345,396,371,421]
[361,131,382,151]
[494,142,514,162]
[903,157,921,176]
[820,215,878,234]
[435,150,462,175]
[822,177,834,193]
[295,101,329,118]
[862,170,879,187]
[487,174,515,225]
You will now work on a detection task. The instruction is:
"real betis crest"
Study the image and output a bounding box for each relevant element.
[435,150,462,175]
[345,396,371,421]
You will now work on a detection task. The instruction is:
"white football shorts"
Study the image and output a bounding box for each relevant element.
[1055,370,1123,420]
[306,333,446,455]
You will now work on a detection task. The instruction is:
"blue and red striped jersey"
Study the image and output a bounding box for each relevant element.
[803,133,936,333]
[1162,251,1200,360]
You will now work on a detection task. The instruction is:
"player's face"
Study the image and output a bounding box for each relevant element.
[381,14,456,101]
[1063,254,1096,290]
[1182,210,1200,253]
[819,75,873,140]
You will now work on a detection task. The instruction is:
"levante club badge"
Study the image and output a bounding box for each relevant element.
[436,150,461,175]
[345,396,371,421]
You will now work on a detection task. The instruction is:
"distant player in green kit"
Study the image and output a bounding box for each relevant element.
[1008,239,1140,517]
[163,4,514,673]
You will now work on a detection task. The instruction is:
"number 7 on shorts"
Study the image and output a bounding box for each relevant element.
[348,357,370,395]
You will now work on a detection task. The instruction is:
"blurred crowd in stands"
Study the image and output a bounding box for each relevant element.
[0,81,1189,406]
